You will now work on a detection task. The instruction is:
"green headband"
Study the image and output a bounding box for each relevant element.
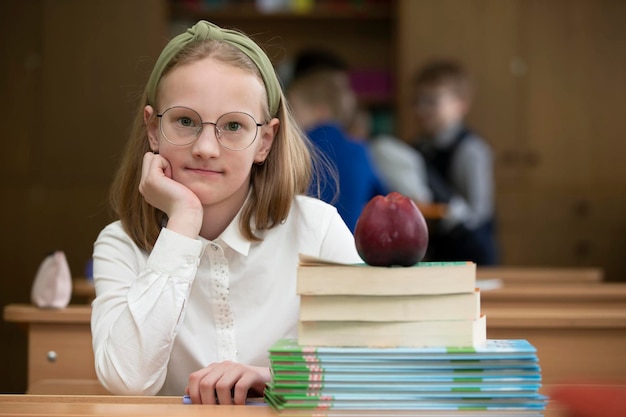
[146,20,281,116]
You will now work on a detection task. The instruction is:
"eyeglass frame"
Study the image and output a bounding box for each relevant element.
[156,106,267,151]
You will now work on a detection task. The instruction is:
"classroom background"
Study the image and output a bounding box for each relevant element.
[1,0,624,395]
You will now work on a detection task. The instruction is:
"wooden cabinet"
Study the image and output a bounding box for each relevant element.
[501,0,626,277]
[519,0,626,189]
[397,0,626,280]
[3,305,108,395]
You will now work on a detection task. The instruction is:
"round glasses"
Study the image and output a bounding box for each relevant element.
[156,106,266,151]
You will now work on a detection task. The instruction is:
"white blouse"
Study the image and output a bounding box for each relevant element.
[91,195,362,396]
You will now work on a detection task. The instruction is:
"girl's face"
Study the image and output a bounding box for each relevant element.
[145,57,278,209]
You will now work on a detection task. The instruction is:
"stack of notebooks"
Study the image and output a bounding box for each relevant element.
[264,256,547,415]
[265,338,546,415]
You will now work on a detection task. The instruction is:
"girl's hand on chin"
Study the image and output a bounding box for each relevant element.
[186,361,271,405]
[139,152,203,237]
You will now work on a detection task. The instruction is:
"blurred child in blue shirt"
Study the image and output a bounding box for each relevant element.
[288,69,388,232]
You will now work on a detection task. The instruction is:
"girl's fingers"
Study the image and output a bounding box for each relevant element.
[187,367,214,404]
[139,152,176,210]
[233,372,257,405]
[213,364,243,405]
[189,363,231,405]
[187,361,261,405]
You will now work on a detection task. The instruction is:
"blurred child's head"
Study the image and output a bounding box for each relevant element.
[111,21,314,249]
[412,60,472,136]
[287,69,357,131]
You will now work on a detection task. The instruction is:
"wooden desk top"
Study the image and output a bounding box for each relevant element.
[0,395,274,416]
[481,283,626,302]
[4,304,91,324]
[484,305,626,328]
[0,395,567,417]
[477,266,603,283]
[6,301,626,329]
[415,202,447,220]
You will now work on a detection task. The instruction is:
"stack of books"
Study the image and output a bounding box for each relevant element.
[264,255,547,414]
[296,255,485,348]
[265,338,547,415]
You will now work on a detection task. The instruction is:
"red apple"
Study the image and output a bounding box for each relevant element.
[354,192,429,266]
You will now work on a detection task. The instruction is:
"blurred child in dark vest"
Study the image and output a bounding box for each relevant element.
[411,60,498,265]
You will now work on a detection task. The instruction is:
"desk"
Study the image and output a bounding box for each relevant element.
[481,283,626,309]
[0,395,567,417]
[485,306,626,385]
[0,395,274,416]
[6,302,626,395]
[482,284,626,386]
[3,304,106,395]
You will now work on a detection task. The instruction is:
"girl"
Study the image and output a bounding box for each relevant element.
[91,21,361,405]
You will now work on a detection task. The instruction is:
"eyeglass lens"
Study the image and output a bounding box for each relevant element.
[159,107,259,150]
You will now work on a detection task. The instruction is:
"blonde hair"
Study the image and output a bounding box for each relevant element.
[110,40,313,250]
[288,69,357,128]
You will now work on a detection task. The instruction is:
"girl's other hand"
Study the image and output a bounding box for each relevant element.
[139,152,203,238]
[185,361,271,405]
